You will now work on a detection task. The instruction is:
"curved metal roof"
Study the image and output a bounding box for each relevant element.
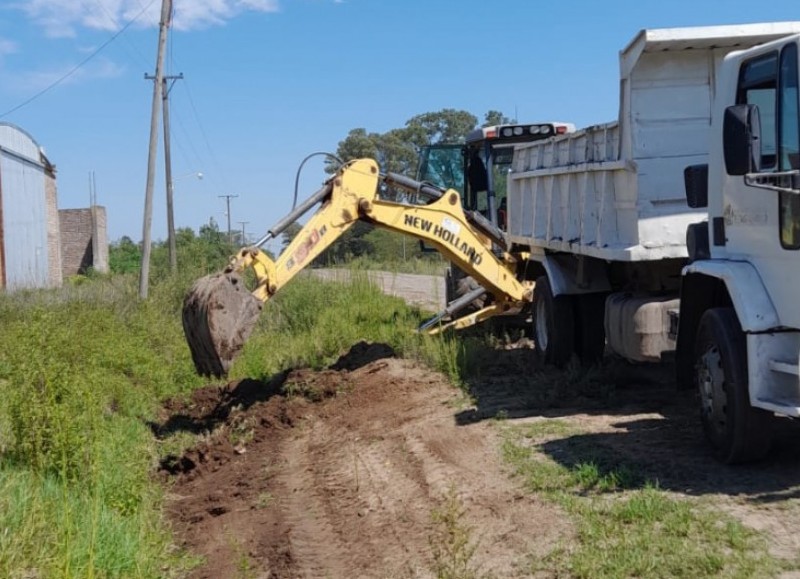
[0,121,44,166]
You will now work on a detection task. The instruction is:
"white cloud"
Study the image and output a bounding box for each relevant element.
[13,0,281,38]
[7,56,125,94]
[0,39,18,60]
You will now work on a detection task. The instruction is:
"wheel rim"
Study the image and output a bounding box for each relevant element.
[697,345,728,438]
[535,296,549,351]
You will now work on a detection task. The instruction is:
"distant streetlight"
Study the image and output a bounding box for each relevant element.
[167,170,203,271]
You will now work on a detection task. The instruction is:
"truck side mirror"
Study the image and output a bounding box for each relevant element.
[723,104,762,176]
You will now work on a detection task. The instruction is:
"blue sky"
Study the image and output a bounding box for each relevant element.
[1,0,799,244]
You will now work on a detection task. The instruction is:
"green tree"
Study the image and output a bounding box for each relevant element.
[323,108,508,265]
[483,110,515,127]
[109,236,141,274]
[281,222,303,251]
[405,109,478,145]
[199,218,227,245]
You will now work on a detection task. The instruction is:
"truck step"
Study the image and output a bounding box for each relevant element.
[768,359,799,376]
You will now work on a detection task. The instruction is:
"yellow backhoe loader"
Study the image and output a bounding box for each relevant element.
[182,158,534,377]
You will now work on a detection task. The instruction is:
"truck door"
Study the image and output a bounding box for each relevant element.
[722,39,800,328]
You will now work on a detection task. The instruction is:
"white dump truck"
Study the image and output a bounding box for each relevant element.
[506,22,800,463]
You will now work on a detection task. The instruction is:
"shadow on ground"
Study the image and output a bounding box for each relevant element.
[151,340,397,440]
[455,342,800,502]
[150,372,290,439]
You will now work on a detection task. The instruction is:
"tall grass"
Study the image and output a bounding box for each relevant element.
[0,265,467,577]
[233,270,472,383]
[0,271,206,577]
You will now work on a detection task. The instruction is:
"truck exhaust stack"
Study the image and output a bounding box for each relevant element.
[182,272,263,377]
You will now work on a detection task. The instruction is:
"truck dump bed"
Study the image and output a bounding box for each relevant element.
[507,22,800,262]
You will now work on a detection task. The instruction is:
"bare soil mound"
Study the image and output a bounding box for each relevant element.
[158,342,567,578]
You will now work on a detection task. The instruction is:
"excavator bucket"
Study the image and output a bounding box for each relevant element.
[182,272,263,378]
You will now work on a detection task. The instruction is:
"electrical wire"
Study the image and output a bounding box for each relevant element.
[179,78,232,191]
[0,0,158,119]
[87,0,152,70]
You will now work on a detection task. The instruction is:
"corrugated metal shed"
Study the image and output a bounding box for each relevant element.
[0,122,60,290]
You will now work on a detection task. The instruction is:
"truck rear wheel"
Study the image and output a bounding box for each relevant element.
[533,276,574,367]
[694,308,772,464]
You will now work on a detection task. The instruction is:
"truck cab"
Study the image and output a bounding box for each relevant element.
[677,31,800,462]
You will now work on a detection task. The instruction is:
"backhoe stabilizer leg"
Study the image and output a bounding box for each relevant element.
[425,303,508,335]
[418,286,488,332]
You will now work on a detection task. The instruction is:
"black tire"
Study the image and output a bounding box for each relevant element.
[574,293,607,366]
[694,308,772,464]
[446,266,486,313]
[532,276,575,367]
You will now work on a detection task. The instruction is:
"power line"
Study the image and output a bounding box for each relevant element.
[181,78,232,190]
[0,0,158,119]
[87,0,152,69]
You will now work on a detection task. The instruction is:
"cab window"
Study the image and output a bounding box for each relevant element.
[778,43,800,249]
[737,52,778,168]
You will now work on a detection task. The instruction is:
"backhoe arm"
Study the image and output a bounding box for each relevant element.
[183,158,532,377]
[229,158,530,306]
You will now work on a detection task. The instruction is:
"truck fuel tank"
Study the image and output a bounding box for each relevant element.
[604,293,679,363]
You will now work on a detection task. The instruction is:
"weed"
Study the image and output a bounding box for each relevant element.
[227,415,256,448]
[227,534,256,579]
[282,378,323,401]
[254,492,274,509]
[428,485,481,579]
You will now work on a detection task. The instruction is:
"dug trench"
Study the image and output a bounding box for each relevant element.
[156,340,800,577]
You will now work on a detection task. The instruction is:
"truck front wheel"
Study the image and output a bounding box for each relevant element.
[533,276,574,367]
[694,308,772,464]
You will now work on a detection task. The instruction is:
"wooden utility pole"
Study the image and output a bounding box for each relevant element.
[219,194,238,244]
[238,221,249,245]
[139,0,172,299]
[146,72,184,272]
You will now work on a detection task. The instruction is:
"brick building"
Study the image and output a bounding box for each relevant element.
[59,206,109,277]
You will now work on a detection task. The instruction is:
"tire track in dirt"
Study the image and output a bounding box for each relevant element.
[269,432,353,577]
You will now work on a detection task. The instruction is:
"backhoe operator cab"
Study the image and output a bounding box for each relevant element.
[417,123,576,230]
[416,123,575,306]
